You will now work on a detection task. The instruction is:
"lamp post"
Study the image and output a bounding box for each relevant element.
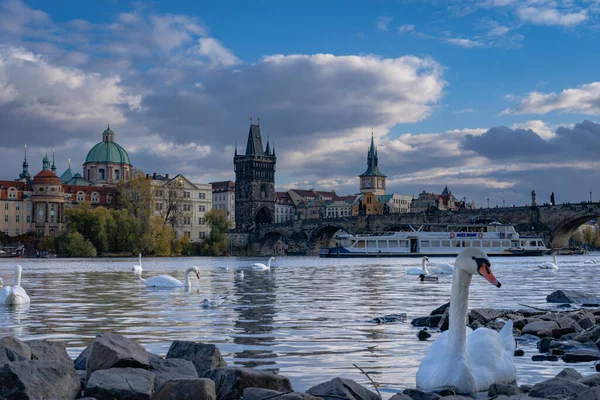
[502,199,505,207]
[590,191,593,203]
[487,198,490,209]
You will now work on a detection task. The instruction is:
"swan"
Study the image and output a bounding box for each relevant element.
[416,248,516,394]
[0,265,30,305]
[428,260,454,275]
[141,266,200,288]
[406,257,435,276]
[251,256,275,271]
[584,259,597,264]
[537,253,558,269]
[132,253,143,274]
[235,270,244,279]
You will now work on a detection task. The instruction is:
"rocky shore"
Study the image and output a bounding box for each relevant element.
[1,289,600,399]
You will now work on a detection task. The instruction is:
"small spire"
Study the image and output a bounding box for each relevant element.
[68,158,71,168]
[258,116,260,126]
[107,122,110,130]
[250,115,252,124]
[265,133,271,155]
[234,141,238,156]
[24,144,27,161]
[272,142,276,156]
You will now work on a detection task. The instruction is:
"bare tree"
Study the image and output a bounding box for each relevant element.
[154,179,192,232]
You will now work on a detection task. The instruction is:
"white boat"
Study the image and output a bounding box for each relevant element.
[319,223,548,258]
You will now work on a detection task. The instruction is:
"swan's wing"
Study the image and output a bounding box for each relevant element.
[467,327,516,390]
[0,286,12,303]
[499,319,515,353]
[144,275,183,287]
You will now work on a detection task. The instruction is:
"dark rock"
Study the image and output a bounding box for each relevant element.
[468,320,485,331]
[437,396,471,400]
[86,367,154,400]
[552,326,578,338]
[243,388,321,400]
[74,345,90,370]
[579,316,596,330]
[580,374,600,387]
[522,320,559,337]
[520,385,533,393]
[550,339,585,350]
[597,363,600,372]
[430,302,450,316]
[0,336,31,364]
[389,395,413,400]
[370,313,407,324]
[547,290,600,304]
[516,309,546,318]
[528,377,588,398]
[551,348,565,356]
[537,337,553,353]
[532,355,559,361]
[556,368,584,381]
[153,378,216,400]
[492,396,538,400]
[205,367,292,400]
[86,333,150,380]
[471,308,504,324]
[563,350,600,363]
[411,316,442,328]
[513,319,528,330]
[417,329,431,341]
[26,340,72,364]
[307,377,377,400]
[78,369,86,389]
[0,360,80,400]
[489,383,522,397]
[401,388,441,400]
[487,320,508,331]
[167,341,227,377]
[514,348,525,356]
[149,353,198,390]
[561,333,579,341]
[572,387,600,400]
[575,326,600,344]
[436,388,456,396]
[439,309,450,332]
[556,316,582,329]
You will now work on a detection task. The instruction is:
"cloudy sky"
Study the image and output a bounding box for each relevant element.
[2,0,600,207]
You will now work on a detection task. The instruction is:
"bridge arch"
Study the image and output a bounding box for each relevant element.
[550,208,600,248]
[257,229,289,255]
[255,207,273,225]
[307,224,347,255]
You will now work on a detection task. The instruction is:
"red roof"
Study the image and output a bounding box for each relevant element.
[33,170,59,184]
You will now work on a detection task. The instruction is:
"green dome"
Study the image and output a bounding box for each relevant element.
[84,141,131,165]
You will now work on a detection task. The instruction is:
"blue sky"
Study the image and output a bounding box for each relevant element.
[2,0,600,206]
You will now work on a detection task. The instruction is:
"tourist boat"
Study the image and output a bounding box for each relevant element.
[318,223,549,258]
[0,245,25,258]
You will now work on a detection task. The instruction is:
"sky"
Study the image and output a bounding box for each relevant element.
[1,0,600,207]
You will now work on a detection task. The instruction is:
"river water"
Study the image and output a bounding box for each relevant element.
[0,255,598,397]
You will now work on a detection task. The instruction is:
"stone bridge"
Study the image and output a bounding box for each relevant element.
[241,202,600,255]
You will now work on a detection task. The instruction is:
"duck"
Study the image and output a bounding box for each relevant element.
[132,253,143,275]
[251,256,275,271]
[537,253,558,270]
[140,266,200,288]
[427,260,454,275]
[406,256,435,276]
[416,248,516,394]
[419,273,439,282]
[0,265,30,305]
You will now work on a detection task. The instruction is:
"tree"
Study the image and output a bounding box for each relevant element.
[109,209,143,253]
[155,179,192,232]
[38,236,55,251]
[200,209,229,255]
[116,173,154,225]
[65,204,115,254]
[139,216,175,256]
[61,232,97,257]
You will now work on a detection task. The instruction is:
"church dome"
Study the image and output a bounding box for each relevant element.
[84,126,131,165]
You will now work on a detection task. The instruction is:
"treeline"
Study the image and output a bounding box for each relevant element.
[571,224,600,250]
[39,174,230,257]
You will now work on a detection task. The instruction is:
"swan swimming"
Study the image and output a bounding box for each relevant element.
[416,248,516,394]
[132,253,143,274]
[427,260,454,275]
[0,265,30,305]
[537,253,558,270]
[584,259,597,265]
[251,257,275,271]
[235,270,244,279]
[406,257,435,276]
[140,266,200,288]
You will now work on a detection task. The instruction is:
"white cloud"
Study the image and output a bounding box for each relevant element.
[454,108,476,114]
[193,37,240,67]
[443,37,484,48]
[511,120,556,139]
[376,16,394,31]
[503,82,600,115]
[398,24,415,34]
[516,6,587,26]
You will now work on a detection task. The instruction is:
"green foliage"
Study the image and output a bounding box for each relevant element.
[37,236,55,251]
[61,232,97,257]
[115,173,154,224]
[571,223,600,250]
[173,235,192,256]
[109,209,143,253]
[198,209,230,255]
[138,216,175,256]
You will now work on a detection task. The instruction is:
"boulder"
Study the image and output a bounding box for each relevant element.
[556,368,584,380]
[205,367,292,400]
[86,367,154,400]
[401,388,441,400]
[153,378,216,400]
[430,302,450,316]
[528,377,588,398]
[532,355,559,362]
[243,388,321,400]
[149,354,198,390]
[578,316,596,330]
[471,308,504,324]
[537,337,553,353]
[572,387,600,400]
[78,370,86,390]
[86,333,150,380]
[552,326,579,338]
[522,320,559,337]
[513,318,528,331]
[74,345,90,370]
[389,395,413,400]
[547,290,600,304]
[575,326,600,344]
[580,374,600,388]
[166,341,227,376]
[489,383,522,397]
[563,350,600,363]
[410,316,442,328]
[0,360,80,400]
[26,340,72,364]
[0,336,31,365]
[307,377,379,400]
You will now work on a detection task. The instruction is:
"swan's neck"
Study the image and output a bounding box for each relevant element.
[15,266,22,287]
[267,258,272,268]
[448,268,472,356]
[422,258,427,273]
[139,254,142,266]
[553,253,557,265]
[183,268,197,287]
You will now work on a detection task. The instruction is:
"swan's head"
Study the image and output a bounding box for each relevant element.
[455,248,501,288]
[270,257,276,261]
[189,266,200,279]
[422,256,429,262]
[15,265,22,274]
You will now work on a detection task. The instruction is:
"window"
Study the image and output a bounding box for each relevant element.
[199,218,206,225]
[389,240,398,248]
[492,241,501,247]
[184,231,190,238]
[77,192,85,202]
[156,202,163,210]
[26,216,30,223]
[91,193,99,203]
[15,215,19,222]
[184,191,190,198]
[99,169,105,180]
[155,190,164,197]
[529,241,537,247]
[184,217,191,225]
[472,240,481,247]
[538,241,544,246]
[8,189,16,199]
[15,204,20,211]
[421,240,431,248]
[503,240,510,247]
[199,231,206,238]
[50,204,55,223]
[4,204,7,210]
[15,229,19,236]
[377,240,388,248]
[87,169,91,180]
[198,192,206,199]
[115,170,120,181]
[442,240,451,247]
[482,240,490,247]
[462,241,470,247]
[4,215,7,222]
[4,229,8,235]
[431,240,440,248]
[198,205,206,212]
[452,240,460,247]
[367,240,376,248]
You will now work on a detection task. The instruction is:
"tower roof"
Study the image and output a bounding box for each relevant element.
[359,133,386,177]
[245,124,265,156]
[84,126,131,165]
[441,185,451,196]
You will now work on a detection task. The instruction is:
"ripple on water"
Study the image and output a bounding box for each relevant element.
[0,254,598,397]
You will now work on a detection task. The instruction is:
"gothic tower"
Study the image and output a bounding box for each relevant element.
[234,121,276,230]
[359,133,386,195]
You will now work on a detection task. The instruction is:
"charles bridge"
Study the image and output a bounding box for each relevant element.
[231,202,600,255]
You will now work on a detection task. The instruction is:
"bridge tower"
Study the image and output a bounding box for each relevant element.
[234,121,276,230]
[359,133,386,195]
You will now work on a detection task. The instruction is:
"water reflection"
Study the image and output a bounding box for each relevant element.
[0,255,598,397]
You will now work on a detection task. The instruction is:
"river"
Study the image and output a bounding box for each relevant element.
[0,254,598,397]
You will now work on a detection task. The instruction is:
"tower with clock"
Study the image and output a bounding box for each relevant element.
[359,133,386,195]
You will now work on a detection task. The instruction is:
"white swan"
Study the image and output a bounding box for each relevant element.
[416,248,516,394]
[0,265,30,305]
[141,266,200,288]
[251,256,275,271]
[132,253,143,274]
[428,260,454,275]
[584,259,597,264]
[537,253,558,269]
[235,270,244,279]
[406,257,435,276]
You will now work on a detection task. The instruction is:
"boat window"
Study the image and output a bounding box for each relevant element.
[492,241,501,247]
[442,240,451,247]
[378,240,388,248]
[482,240,490,247]
[389,240,398,248]
[462,241,470,247]
[421,240,430,248]
[452,240,460,247]
[503,240,510,247]
[472,240,480,247]
[431,240,440,248]
[538,241,544,246]
[399,240,408,248]
[356,241,365,248]
[521,241,527,246]
[530,241,537,246]
[512,241,519,247]
[367,240,376,248]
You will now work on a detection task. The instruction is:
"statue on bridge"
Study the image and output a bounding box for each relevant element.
[550,192,555,206]
[531,190,536,206]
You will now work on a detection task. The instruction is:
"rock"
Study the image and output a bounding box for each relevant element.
[370,313,407,324]
[74,345,90,370]
[149,354,198,390]
[575,326,600,344]
[439,309,450,332]
[580,374,600,387]
[522,320,560,337]
[436,388,456,396]
[487,320,508,331]
[552,326,579,338]
[243,388,321,400]
[0,360,80,399]
[430,302,450,316]
[532,355,559,361]
[579,316,596,330]
[489,383,522,397]
[516,309,546,318]
[561,332,579,341]
[401,388,441,400]
[389,395,413,400]
[563,350,600,363]
[537,337,554,353]
[86,333,150,380]
[205,367,292,400]
[437,397,471,400]
[411,316,442,328]
[493,396,542,400]
[86,367,154,400]
[572,387,600,400]
[520,385,533,393]
[513,318,528,330]
[528,377,589,398]
[547,290,600,304]
[78,369,86,389]
[551,339,585,350]
[551,348,565,356]
[514,348,525,356]
[556,368,584,380]
[166,341,227,377]
[0,336,31,364]
[26,340,72,364]
[153,378,216,400]
[597,363,600,372]
[307,377,378,400]
[471,308,504,324]
[417,329,432,341]
[468,320,485,331]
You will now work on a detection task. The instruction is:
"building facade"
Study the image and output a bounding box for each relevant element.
[325,196,355,218]
[386,193,412,213]
[275,192,294,223]
[83,126,132,186]
[359,134,386,196]
[210,181,235,228]
[234,123,276,230]
[411,186,464,212]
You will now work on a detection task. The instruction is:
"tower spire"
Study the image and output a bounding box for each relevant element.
[19,144,30,180]
[265,133,270,155]
[51,149,56,173]
[234,141,238,156]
